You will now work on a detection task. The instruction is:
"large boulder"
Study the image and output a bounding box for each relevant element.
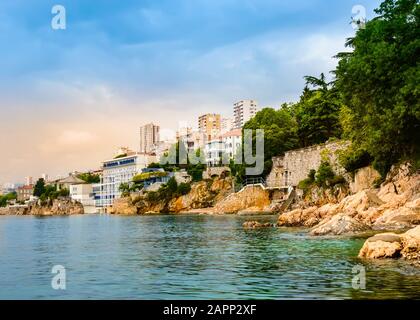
[212,185,270,214]
[373,199,420,229]
[350,166,381,193]
[310,213,370,236]
[277,204,338,228]
[359,226,420,261]
[109,197,137,215]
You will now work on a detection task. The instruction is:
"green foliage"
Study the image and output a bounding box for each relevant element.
[119,183,131,197]
[0,192,17,207]
[315,162,336,187]
[114,153,127,159]
[335,0,420,176]
[293,74,343,147]
[177,182,191,195]
[77,172,100,183]
[338,145,373,173]
[149,147,206,181]
[297,169,316,191]
[166,177,178,194]
[145,177,192,203]
[33,178,46,197]
[132,171,168,182]
[239,105,299,181]
[244,106,299,161]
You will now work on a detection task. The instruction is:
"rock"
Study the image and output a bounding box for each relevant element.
[350,166,381,193]
[29,198,84,215]
[168,180,219,213]
[277,205,335,227]
[109,197,137,215]
[212,185,270,214]
[0,206,29,215]
[243,221,274,229]
[338,189,385,214]
[373,203,420,229]
[359,226,420,261]
[310,213,370,236]
[359,239,403,259]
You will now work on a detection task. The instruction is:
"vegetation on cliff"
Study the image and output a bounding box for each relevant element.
[33,178,69,202]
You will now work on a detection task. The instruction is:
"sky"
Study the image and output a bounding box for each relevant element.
[0,0,382,183]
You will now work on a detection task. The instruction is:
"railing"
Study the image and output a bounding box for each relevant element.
[234,177,267,192]
[243,177,266,187]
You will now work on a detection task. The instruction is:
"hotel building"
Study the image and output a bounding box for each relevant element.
[95,153,156,210]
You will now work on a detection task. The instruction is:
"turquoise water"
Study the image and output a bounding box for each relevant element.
[0,214,419,299]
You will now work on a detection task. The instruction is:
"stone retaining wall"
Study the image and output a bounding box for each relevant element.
[267,140,349,187]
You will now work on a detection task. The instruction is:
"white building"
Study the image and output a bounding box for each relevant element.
[205,139,225,167]
[205,129,242,166]
[221,129,242,159]
[70,183,96,213]
[233,100,258,129]
[95,153,156,209]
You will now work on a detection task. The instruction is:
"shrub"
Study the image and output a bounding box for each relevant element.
[177,183,191,195]
[338,146,373,173]
[328,175,346,186]
[315,162,335,187]
[188,167,203,182]
[298,169,316,190]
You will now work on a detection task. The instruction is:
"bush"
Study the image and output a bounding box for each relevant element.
[338,146,373,173]
[177,183,191,195]
[328,175,346,186]
[298,169,316,190]
[188,167,203,182]
[165,177,178,194]
[315,162,335,187]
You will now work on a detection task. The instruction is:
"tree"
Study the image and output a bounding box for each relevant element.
[0,192,17,207]
[77,173,100,183]
[335,0,420,175]
[243,106,299,178]
[293,74,343,147]
[33,178,46,197]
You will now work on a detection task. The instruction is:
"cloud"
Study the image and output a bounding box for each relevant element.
[56,130,97,146]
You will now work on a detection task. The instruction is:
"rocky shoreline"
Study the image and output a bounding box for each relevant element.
[0,197,84,216]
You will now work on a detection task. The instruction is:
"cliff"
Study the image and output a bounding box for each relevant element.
[109,177,234,215]
[211,185,271,214]
[278,163,420,234]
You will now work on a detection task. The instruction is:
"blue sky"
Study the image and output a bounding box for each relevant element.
[0,0,382,182]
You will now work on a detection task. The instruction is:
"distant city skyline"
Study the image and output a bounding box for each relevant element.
[0,0,382,182]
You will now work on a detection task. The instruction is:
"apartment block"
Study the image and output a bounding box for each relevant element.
[233,100,258,129]
[198,113,221,141]
[140,123,160,154]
